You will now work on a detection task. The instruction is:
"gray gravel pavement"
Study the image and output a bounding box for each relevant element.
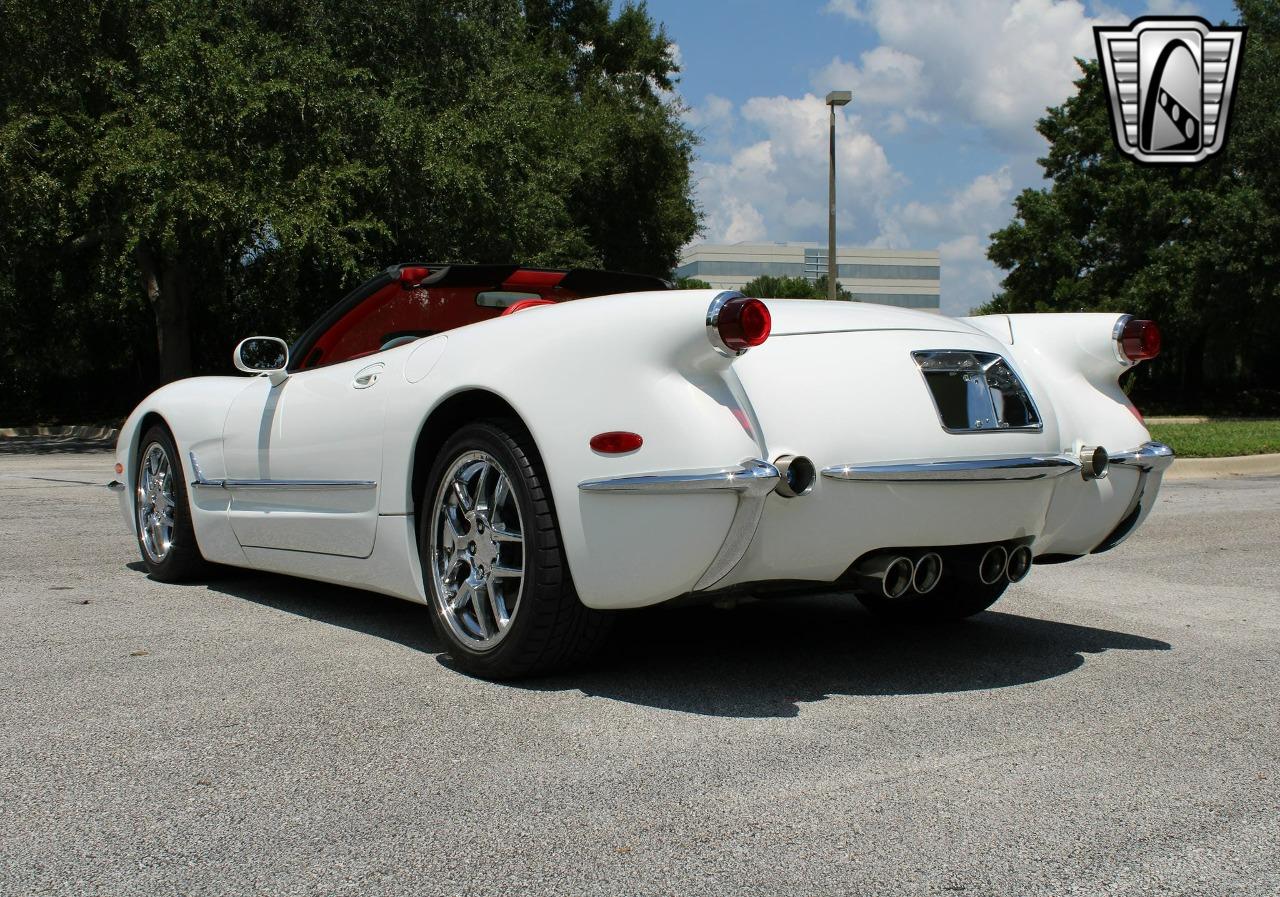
[1,451,1277,897]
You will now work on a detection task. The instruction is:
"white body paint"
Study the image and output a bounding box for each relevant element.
[115,291,1168,609]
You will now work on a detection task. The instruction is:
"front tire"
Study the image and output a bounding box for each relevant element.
[134,424,207,582]
[419,420,609,679]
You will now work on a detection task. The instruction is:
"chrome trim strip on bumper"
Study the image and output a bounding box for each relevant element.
[578,458,779,495]
[189,452,376,490]
[821,455,1082,482]
[579,459,780,591]
[1108,440,1175,472]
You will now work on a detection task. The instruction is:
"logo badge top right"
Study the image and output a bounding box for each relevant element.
[1095,17,1246,165]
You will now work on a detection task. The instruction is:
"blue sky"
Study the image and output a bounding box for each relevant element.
[639,0,1240,313]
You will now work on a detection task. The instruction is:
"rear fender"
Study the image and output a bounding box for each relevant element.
[382,291,766,608]
[966,312,1153,454]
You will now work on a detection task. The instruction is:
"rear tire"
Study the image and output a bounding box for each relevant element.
[419,419,609,679]
[134,424,208,582]
[857,577,1008,622]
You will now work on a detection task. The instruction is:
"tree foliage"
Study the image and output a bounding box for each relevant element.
[740,274,853,301]
[985,0,1280,409]
[0,0,698,422]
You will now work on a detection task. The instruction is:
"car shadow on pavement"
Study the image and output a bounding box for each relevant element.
[195,566,440,653]
[196,568,1170,718]
[533,596,1172,718]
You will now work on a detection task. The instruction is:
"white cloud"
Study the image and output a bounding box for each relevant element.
[1144,0,1200,14]
[897,167,1015,235]
[812,46,929,108]
[823,0,867,20]
[693,94,900,247]
[824,0,1123,146]
[882,167,1016,314]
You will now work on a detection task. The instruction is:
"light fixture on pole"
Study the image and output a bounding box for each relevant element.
[825,90,852,301]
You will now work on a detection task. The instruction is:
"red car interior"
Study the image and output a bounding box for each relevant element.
[302,274,581,369]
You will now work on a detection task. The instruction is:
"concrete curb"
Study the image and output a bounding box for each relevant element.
[0,425,119,439]
[1165,453,1280,480]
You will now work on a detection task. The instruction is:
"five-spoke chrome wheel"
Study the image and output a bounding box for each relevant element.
[428,450,526,650]
[137,441,176,564]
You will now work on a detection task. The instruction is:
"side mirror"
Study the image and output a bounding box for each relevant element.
[233,336,290,386]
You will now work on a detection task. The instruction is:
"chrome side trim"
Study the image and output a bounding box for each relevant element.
[579,459,780,591]
[1109,440,1175,472]
[189,451,376,491]
[706,290,748,358]
[822,455,1082,482]
[106,480,125,492]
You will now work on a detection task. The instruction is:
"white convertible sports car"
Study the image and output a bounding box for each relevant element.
[112,263,1173,678]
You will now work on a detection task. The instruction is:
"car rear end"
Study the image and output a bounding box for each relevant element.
[566,292,1171,608]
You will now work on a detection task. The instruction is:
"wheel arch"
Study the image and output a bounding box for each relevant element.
[409,389,544,528]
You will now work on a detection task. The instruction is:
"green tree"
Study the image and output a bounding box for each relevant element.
[675,277,713,289]
[0,0,698,420]
[985,1,1280,405]
[741,274,852,300]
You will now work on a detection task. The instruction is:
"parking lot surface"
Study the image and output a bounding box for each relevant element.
[1,450,1277,896]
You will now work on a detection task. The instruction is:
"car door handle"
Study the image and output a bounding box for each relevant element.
[352,363,386,389]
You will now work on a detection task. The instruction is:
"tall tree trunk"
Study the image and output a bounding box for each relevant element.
[135,246,192,382]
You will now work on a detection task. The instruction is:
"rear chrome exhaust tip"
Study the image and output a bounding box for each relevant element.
[773,455,816,498]
[1006,544,1033,583]
[978,545,1008,586]
[911,552,944,594]
[1079,445,1109,480]
[854,554,915,599]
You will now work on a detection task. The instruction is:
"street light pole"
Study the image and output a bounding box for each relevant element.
[825,90,852,301]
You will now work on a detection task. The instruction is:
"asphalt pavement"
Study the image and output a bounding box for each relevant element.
[1,450,1276,896]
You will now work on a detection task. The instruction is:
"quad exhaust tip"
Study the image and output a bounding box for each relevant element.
[854,554,916,599]
[1006,544,1033,583]
[978,545,1008,586]
[912,552,944,595]
[773,455,816,498]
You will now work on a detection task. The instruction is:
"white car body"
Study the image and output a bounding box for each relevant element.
[113,287,1172,610]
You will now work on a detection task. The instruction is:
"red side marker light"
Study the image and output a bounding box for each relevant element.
[114,462,124,475]
[1119,318,1161,362]
[590,431,643,454]
[714,297,772,354]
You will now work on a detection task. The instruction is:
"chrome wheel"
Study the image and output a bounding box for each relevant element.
[137,441,176,563]
[428,450,526,650]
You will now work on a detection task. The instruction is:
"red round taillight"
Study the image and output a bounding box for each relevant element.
[710,296,771,355]
[1118,318,1161,363]
[590,431,643,454]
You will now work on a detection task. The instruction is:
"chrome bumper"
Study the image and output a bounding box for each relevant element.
[580,459,779,591]
[577,441,1175,586]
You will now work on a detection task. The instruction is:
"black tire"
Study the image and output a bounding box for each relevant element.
[856,576,1009,622]
[134,424,208,582]
[418,419,610,679]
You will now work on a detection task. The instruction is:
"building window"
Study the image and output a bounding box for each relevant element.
[802,262,940,280]
[677,260,807,278]
[852,293,940,308]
